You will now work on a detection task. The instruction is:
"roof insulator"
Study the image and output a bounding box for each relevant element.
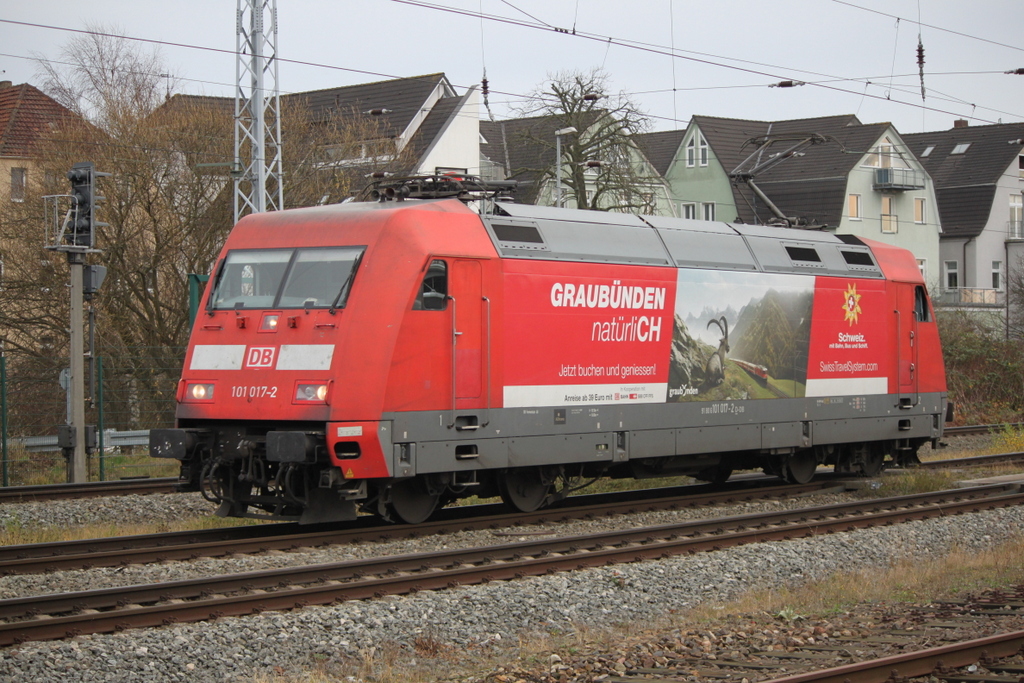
[769,80,806,88]
[1006,68,1024,75]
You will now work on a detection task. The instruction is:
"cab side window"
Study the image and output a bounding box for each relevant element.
[413,259,448,310]
[914,285,931,322]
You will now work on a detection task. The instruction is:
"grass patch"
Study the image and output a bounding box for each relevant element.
[0,445,178,486]
[686,536,1024,621]
[857,469,962,497]
[987,424,1024,454]
[0,512,262,547]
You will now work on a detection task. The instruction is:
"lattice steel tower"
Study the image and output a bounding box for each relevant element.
[234,0,283,222]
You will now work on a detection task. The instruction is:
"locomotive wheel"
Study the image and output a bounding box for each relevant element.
[499,468,552,512]
[860,445,885,477]
[387,478,440,524]
[783,450,818,484]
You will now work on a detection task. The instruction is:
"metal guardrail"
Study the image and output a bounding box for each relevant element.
[12,429,150,453]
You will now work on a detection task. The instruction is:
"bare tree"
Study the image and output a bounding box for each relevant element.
[34,24,176,132]
[281,101,420,208]
[514,68,661,212]
[3,33,426,428]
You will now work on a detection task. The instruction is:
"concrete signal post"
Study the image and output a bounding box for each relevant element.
[45,162,109,483]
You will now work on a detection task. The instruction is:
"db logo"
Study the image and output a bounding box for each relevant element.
[245,347,276,368]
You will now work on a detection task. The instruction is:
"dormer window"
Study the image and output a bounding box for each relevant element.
[686,131,708,167]
[951,143,971,155]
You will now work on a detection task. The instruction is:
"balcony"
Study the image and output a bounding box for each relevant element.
[1009,220,1024,240]
[934,287,1005,307]
[873,167,925,191]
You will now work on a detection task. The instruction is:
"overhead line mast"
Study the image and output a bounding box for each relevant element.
[234,0,283,222]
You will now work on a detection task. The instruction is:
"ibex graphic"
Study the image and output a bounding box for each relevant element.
[703,316,730,388]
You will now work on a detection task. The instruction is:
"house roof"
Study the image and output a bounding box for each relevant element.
[635,129,686,176]
[404,90,467,173]
[691,114,899,227]
[481,114,566,204]
[480,110,611,205]
[291,73,454,139]
[164,73,462,174]
[0,82,79,158]
[904,122,1024,238]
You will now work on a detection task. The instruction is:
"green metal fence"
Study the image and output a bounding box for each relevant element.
[0,348,184,486]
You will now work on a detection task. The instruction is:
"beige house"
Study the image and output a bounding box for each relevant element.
[0,81,80,204]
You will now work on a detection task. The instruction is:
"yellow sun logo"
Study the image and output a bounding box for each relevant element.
[842,283,862,326]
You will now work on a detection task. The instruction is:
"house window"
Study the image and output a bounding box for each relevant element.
[1011,194,1023,239]
[914,197,926,224]
[944,261,959,290]
[848,194,861,220]
[1018,155,1023,178]
[10,167,26,202]
[921,145,935,157]
[682,203,696,219]
[917,259,927,283]
[881,195,897,233]
[879,141,893,168]
[992,261,1003,291]
[686,131,708,168]
[951,142,970,155]
[702,202,716,221]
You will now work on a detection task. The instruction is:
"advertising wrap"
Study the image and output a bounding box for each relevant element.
[502,261,890,408]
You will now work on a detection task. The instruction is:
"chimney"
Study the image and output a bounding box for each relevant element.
[953,119,969,129]
[0,81,12,90]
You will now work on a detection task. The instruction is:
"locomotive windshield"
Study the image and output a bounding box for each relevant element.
[209,246,366,310]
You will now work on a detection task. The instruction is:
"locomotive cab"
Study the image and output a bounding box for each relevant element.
[151,199,499,523]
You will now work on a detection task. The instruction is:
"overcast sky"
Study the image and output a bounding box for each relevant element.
[2,0,1021,135]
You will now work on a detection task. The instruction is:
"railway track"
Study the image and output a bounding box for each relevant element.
[0,483,1020,647]
[0,479,838,575]
[585,586,1024,683]
[0,477,178,503]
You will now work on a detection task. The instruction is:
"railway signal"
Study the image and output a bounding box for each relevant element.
[65,161,110,248]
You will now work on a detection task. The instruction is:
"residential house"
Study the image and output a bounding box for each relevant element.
[167,73,480,204]
[0,81,79,204]
[649,114,941,279]
[291,73,479,180]
[904,121,1024,314]
[480,113,673,213]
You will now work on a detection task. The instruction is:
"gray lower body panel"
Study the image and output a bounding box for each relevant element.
[381,392,946,477]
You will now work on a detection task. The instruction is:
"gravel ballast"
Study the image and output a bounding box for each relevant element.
[0,486,1022,682]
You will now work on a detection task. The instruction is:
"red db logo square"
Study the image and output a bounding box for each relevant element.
[245,347,276,368]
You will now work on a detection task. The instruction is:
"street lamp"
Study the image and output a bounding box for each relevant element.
[554,126,577,208]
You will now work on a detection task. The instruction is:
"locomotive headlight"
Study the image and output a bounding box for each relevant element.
[186,383,215,401]
[260,314,280,331]
[295,383,329,403]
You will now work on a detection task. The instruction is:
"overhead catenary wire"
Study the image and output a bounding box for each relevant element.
[385,1,1013,125]
[2,10,1019,132]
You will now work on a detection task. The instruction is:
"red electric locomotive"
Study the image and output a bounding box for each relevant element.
[152,178,948,524]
